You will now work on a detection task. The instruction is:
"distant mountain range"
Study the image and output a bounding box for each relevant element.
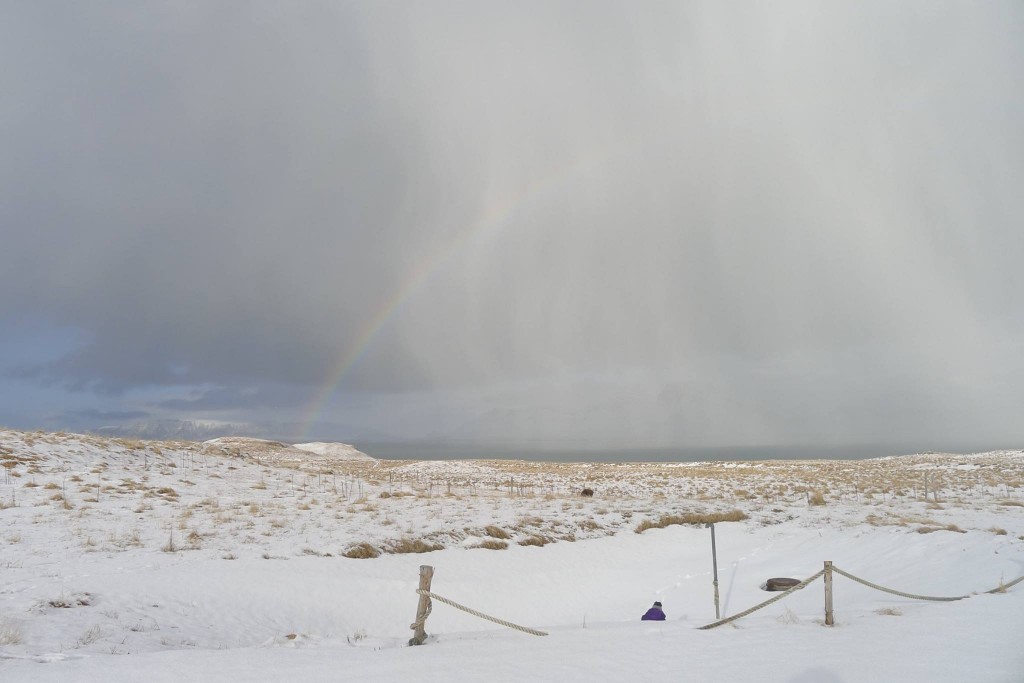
[94,419,262,442]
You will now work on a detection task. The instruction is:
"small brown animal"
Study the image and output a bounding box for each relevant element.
[580,487,594,497]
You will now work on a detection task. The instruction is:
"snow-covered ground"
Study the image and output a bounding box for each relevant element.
[1,429,1022,682]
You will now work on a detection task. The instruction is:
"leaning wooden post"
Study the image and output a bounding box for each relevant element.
[409,565,434,646]
[824,561,834,626]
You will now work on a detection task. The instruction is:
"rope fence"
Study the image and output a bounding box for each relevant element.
[698,563,1024,630]
[409,563,1023,642]
[413,589,548,636]
[697,568,826,630]
[411,589,548,638]
[832,566,1024,601]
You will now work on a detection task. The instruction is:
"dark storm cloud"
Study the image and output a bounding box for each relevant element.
[1,1,1022,448]
[157,383,311,412]
[68,408,150,421]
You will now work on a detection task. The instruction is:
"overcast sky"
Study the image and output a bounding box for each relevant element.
[1,1,1022,455]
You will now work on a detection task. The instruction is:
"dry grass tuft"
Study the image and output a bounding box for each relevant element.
[518,534,551,547]
[388,538,444,554]
[484,525,511,539]
[808,491,826,506]
[343,542,381,559]
[634,510,748,534]
[0,619,23,645]
[475,539,509,550]
[916,524,966,534]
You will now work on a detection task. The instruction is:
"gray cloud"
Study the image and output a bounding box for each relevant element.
[1,1,1022,450]
[67,408,150,421]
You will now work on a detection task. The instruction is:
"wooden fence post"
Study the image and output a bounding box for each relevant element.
[409,565,434,645]
[824,561,834,626]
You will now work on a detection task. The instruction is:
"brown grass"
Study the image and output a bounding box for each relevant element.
[388,538,444,554]
[518,534,551,547]
[484,525,510,539]
[634,510,748,534]
[343,543,380,559]
[916,524,966,534]
[475,539,509,550]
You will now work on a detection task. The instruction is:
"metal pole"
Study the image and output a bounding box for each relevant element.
[709,523,720,619]
[824,560,834,626]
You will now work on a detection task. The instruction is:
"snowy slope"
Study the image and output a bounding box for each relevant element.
[1,429,1022,682]
[292,442,375,461]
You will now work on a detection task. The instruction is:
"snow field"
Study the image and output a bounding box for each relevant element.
[1,429,1023,681]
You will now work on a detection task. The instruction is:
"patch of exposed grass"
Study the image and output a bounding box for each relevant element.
[484,525,510,539]
[342,543,380,559]
[0,619,24,645]
[517,534,551,547]
[634,510,748,534]
[388,538,444,554]
[475,539,508,550]
[916,524,966,534]
[874,607,902,616]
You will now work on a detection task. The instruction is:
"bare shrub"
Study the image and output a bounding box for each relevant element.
[76,625,103,648]
[776,607,800,624]
[343,543,381,559]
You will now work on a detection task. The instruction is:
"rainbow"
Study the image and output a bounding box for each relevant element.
[294,143,632,441]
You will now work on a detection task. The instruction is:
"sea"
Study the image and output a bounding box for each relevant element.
[349,442,979,463]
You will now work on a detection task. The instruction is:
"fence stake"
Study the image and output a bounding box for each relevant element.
[824,560,834,626]
[708,523,721,619]
[409,565,434,646]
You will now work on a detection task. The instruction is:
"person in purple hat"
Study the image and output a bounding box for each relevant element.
[641,601,666,621]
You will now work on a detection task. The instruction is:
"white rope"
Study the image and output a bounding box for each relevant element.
[832,566,1024,601]
[415,589,548,636]
[409,596,432,632]
[700,566,1024,631]
[698,569,826,630]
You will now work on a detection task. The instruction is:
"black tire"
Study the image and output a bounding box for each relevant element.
[765,577,801,591]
